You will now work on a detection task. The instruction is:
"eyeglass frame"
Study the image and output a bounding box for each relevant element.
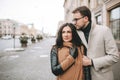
[72,16,85,22]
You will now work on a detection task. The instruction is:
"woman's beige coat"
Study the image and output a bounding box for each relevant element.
[77,24,119,80]
[56,42,84,80]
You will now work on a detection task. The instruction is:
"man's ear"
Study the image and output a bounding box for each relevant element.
[84,16,89,21]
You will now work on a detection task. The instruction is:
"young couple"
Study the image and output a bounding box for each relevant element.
[50,6,119,80]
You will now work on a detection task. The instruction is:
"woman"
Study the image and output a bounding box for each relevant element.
[50,23,84,80]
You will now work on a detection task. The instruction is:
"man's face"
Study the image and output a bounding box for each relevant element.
[72,12,86,30]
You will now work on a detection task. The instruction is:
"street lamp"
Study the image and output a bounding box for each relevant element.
[27,23,34,36]
[13,24,15,48]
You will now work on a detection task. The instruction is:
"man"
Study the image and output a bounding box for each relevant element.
[72,6,119,80]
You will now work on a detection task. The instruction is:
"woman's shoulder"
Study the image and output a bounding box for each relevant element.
[50,45,58,54]
[51,45,56,49]
[51,45,58,51]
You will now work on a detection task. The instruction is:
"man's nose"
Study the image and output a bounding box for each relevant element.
[72,21,77,25]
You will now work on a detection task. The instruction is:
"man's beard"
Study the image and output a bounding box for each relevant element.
[76,25,85,31]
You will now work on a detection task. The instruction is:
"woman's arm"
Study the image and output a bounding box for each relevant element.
[50,47,64,76]
[50,47,77,76]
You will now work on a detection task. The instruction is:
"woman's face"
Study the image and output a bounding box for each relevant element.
[62,26,72,42]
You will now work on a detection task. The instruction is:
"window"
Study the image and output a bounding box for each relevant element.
[96,0,103,5]
[96,15,102,25]
[110,7,120,40]
[88,0,90,8]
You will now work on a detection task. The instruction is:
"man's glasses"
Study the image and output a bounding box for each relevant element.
[72,16,84,22]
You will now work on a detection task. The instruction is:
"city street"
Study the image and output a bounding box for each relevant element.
[0,0,120,80]
[0,37,120,80]
[0,38,32,51]
[0,38,56,80]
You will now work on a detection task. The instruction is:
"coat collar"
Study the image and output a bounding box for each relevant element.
[77,22,95,49]
[63,42,73,48]
[77,30,88,48]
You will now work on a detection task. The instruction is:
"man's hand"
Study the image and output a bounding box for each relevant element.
[82,55,92,66]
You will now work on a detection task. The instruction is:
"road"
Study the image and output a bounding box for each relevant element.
[0,37,120,80]
[0,38,56,80]
[0,38,32,51]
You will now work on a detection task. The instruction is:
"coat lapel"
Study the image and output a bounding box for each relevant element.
[77,30,88,49]
[77,23,96,49]
[88,22,95,48]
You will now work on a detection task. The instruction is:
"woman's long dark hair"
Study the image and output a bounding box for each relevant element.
[55,23,82,48]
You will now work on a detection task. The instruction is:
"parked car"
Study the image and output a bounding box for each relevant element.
[15,36,20,39]
[1,35,12,40]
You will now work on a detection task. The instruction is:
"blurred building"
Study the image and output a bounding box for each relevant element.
[29,24,37,37]
[19,24,29,35]
[0,19,18,37]
[0,19,38,38]
[64,0,120,48]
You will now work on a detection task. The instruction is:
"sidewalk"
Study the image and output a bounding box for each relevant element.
[0,46,26,58]
[4,48,25,52]
[0,38,56,80]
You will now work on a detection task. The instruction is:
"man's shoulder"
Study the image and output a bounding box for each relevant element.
[96,24,109,28]
[95,24,110,31]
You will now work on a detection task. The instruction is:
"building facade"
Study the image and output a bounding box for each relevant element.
[64,0,120,47]
[0,19,38,38]
[0,19,18,37]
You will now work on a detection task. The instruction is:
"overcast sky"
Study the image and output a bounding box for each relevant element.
[0,0,64,36]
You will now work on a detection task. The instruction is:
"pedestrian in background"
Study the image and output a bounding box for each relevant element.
[72,6,119,80]
[50,23,84,80]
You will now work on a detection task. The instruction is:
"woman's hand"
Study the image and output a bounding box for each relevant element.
[69,46,78,59]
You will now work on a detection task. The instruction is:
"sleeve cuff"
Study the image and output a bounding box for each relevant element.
[91,59,94,67]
